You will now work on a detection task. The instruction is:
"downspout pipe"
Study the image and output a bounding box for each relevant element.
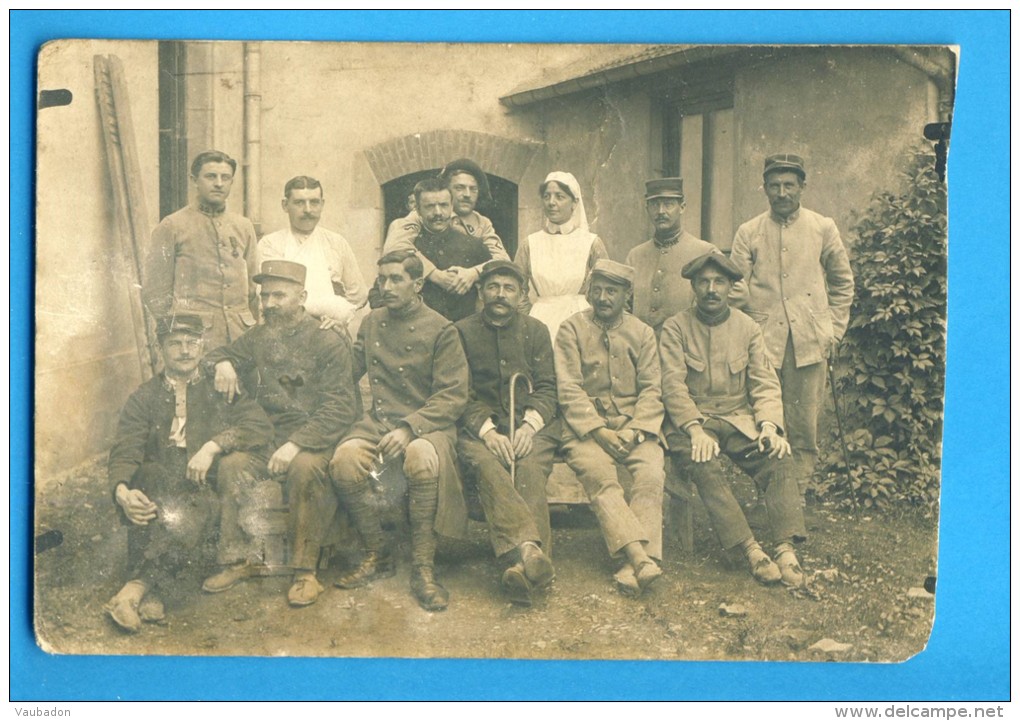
[243,42,262,235]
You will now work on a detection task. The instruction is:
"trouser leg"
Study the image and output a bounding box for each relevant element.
[670,425,753,551]
[330,438,386,554]
[458,434,541,558]
[621,440,665,561]
[285,450,336,572]
[516,426,557,555]
[126,456,216,589]
[212,451,265,566]
[564,438,649,557]
[733,453,807,544]
[404,438,440,568]
[780,334,827,491]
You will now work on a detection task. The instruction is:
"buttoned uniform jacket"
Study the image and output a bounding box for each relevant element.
[625,231,720,334]
[659,307,785,444]
[554,309,664,442]
[258,225,369,322]
[108,372,274,495]
[345,300,471,539]
[729,207,855,369]
[202,313,361,451]
[413,226,492,322]
[454,311,558,438]
[143,203,260,350]
[384,209,509,279]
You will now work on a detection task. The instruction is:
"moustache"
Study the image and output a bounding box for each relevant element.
[703,295,721,302]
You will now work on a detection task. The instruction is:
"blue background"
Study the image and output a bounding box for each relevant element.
[10,10,1010,701]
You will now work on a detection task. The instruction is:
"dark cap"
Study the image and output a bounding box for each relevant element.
[644,177,684,201]
[478,260,525,286]
[253,259,307,286]
[155,312,205,339]
[440,157,492,205]
[681,252,743,282]
[590,259,635,288]
[763,153,806,180]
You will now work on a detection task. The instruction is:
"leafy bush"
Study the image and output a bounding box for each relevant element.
[818,147,947,510]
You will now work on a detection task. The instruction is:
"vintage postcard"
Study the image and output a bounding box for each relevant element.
[34,38,952,663]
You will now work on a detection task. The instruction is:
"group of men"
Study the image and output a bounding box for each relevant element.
[105,148,853,632]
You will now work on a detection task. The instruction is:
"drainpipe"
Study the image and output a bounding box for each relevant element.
[243,42,262,235]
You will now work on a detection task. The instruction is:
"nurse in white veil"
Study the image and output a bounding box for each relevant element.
[513,171,609,335]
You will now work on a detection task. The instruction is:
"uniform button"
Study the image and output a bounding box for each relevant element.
[653,287,659,292]
[375,342,380,347]
[398,367,404,372]
[500,360,506,365]
[651,307,658,312]
[409,326,415,331]
[372,359,378,365]
[656,269,663,274]
[783,247,788,252]
[439,250,445,256]
[381,321,387,328]
[783,273,789,278]
[405,345,412,351]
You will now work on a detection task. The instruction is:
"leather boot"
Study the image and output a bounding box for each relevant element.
[410,565,448,612]
[519,541,554,588]
[335,550,396,589]
[501,562,532,606]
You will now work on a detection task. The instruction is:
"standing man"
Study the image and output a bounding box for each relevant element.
[661,253,807,587]
[384,158,509,297]
[730,154,855,486]
[259,176,369,327]
[555,259,666,597]
[204,260,360,607]
[405,178,490,322]
[626,177,720,335]
[104,313,273,632]
[330,251,470,612]
[144,150,260,351]
[455,260,558,606]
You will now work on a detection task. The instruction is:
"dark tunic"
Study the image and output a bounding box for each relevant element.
[204,313,361,450]
[454,311,558,437]
[108,373,273,494]
[414,225,491,322]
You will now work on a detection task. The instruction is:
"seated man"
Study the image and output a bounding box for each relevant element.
[205,260,361,607]
[455,260,558,606]
[554,259,666,597]
[384,157,509,296]
[660,252,807,587]
[330,251,470,612]
[105,313,273,633]
[405,177,491,322]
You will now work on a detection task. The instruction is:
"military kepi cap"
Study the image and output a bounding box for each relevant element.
[763,153,806,180]
[156,312,205,339]
[478,259,526,286]
[644,177,684,201]
[590,259,635,287]
[253,259,307,286]
[681,252,743,282]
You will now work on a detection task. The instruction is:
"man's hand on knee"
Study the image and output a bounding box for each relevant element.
[115,483,158,526]
[186,441,223,484]
[591,428,629,463]
[688,425,720,464]
[483,429,514,468]
[378,426,414,460]
[268,441,301,475]
[512,423,536,460]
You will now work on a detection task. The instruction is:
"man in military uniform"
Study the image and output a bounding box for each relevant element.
[555,259,666,597]
[204,260,360,607]
[384,158,509,296]
[660,252,807,586]
[455,260,558,606]
[730,154,855,487]
[104,313,273,632]
[330,250,470,612]
[397,177,491,322]
[259,176,368,327]
[143,150,260,351]
[626,177,719,335]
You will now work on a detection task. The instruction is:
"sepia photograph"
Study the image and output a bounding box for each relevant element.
[31,36,955,666]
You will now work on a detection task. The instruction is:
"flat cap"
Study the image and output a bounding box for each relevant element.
[763,153,806,180]
[590,259,635,287]
[644,177,684,200]
[478,259,526,286]
[155,312,205,338]
[253,259,307,286]
[681,252,743,282]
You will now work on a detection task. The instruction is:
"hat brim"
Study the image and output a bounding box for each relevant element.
[590,270,632,287]
[763,164,806,179]
[645,192,685,201]
[253,273,304,285]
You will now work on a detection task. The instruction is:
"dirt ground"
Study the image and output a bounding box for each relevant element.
[33,455,937,663]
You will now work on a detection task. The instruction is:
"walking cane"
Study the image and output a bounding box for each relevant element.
[508,372,533,485]
[828,345,853,485]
